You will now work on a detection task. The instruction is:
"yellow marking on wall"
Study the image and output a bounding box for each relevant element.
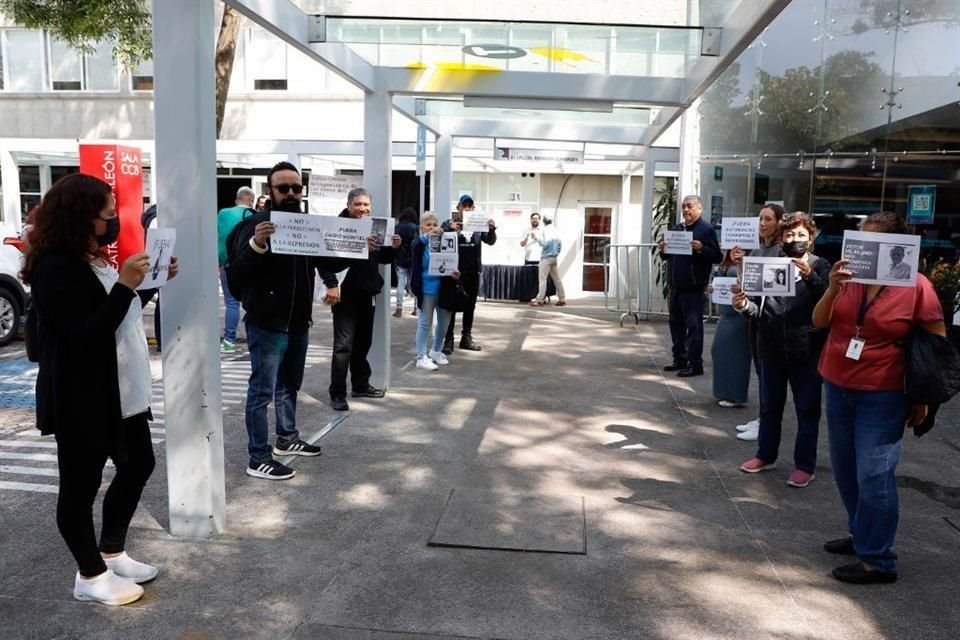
[405,61,502,72]
[530,47,598,67]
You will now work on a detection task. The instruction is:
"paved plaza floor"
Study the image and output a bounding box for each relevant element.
[1,299,958,639]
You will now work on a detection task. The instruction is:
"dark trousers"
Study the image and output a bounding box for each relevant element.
[445,272,479,341]
[330,296,375,398]
[55,413,155,577]
[756,358,822,473]
[668,289,705,367]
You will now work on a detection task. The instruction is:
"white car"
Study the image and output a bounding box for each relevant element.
[0,240,29,347]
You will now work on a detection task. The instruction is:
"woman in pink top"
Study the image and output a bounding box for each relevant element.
[812,211,945,584]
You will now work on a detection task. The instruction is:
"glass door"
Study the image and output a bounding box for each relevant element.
[580,203,616,292]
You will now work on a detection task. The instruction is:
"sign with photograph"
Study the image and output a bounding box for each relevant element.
[841,230,920,287]
[720,217,760,249]
[710,276,738,306]
[138,228,176,290]
[371,217,396,246]
[663,230,693,255]
[741,257,796,297]
[428,232,459,276]
[270,211,372,259]
[307,174,362,215]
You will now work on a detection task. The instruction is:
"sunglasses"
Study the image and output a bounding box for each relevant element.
[273,183,303,195]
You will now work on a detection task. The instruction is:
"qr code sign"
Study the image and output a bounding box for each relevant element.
[913,194,931,210]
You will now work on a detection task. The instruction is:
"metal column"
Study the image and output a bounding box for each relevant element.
[364,90,392,390]
[151,0,225,537]
[0,144,20,232]
[434,134,453,222]
[638,158,656,317]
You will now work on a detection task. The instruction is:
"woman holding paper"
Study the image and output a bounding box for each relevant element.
[710,251,751,407]
[409,213,460,371]
[732,212,830,488]
[20,173,178,605]
[812,211,944,584]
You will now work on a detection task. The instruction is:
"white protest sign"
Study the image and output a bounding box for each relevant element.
[741,257,796,297]
[711,277,738,306]
[463,209,492,235]
[371,217,396,246]
[663,230,693,255]
[270,211,372,259]
[841,231,920,287]
[138,228,176,290]
[307,174,363,215]
[720,217,760,249]
[428,232,459,276]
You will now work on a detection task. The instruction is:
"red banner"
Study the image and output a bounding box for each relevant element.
[79,144,144,268]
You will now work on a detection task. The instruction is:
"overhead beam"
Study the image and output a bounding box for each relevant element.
[432,118,650,146]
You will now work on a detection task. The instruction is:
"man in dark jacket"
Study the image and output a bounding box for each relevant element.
[657,195,722,377]
[229,161,356,480]
[393,207,419,317]
[323,187,401,412]
[441,194,497,354]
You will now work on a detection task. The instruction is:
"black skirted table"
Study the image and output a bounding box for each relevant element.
[479,264,556,301]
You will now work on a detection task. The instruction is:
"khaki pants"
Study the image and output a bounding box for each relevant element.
[537,256,565,302]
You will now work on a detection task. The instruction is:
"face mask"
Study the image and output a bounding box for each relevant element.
[96,216,120,247]
[782,240,809,258]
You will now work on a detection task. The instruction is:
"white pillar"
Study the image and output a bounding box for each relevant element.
[677,107,700,219]
[364,90,392,390]
[0,144,20,233]
[151,0,225,537]
[434,134,453,222]
[638,158,656,317]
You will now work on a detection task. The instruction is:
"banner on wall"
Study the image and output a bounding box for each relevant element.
[79,144,144,268]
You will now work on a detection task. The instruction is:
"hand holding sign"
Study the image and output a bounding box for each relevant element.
[663,231,693,255]
[137,228,177,290]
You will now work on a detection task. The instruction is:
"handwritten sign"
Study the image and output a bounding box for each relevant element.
[463,210,493,235]
[428,232,459,276]
[720,217,760,249]
[663,230,693,255]
[711,276,738,306]
[841,230,919,287]
[741,257,796,297]
[270,211,372,259]
[138,228,176,290]
[307,174,363,215]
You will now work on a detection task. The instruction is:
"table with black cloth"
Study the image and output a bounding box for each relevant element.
[479,264,556,301]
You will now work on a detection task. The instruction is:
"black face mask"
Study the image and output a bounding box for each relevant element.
[272,195,302,213]
[96,217,121,247]
[782,240,809,258]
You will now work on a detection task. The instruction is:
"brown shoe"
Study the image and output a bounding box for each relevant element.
[392,309,402,318]
[555,300,566,307]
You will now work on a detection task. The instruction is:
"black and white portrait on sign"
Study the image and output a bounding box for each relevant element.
[880,243,913,281]
[762,266,789,293]
[741,257,796,297]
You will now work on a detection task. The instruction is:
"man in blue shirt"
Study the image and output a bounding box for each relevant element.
[530,217,566,306]
[217,186,256,352]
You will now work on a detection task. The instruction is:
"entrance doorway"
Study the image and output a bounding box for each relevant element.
[579,202,617,293]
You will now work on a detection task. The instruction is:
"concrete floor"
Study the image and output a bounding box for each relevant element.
[1,298,959,639]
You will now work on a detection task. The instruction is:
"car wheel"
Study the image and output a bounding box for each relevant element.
[0,288,21,347]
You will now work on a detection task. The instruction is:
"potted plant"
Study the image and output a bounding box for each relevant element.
[926,259,960,332]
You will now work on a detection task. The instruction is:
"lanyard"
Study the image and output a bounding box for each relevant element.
[856,286,885,338]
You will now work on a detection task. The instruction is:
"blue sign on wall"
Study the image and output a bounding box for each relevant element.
[906,185,936,224]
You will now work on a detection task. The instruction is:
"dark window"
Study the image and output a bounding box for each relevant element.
[254,79,287,90]
[51,166,79,183]
[18,166,40,193]
[52,80,82,90]
[132,76,153,91]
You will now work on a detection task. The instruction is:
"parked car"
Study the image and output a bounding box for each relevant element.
[0,237,29,346]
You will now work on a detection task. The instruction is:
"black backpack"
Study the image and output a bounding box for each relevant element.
[223,209,257,300]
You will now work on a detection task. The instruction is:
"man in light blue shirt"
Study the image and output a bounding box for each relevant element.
[531,217,566,306]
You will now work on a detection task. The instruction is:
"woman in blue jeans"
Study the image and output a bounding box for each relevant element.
[409,214,459,371]
[813,211,944,584]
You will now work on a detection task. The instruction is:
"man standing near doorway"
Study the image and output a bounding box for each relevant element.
[520,212,543,265]
[657,195,722,377]
[442,194,497,354]
[217,186,256,353]
[324,187,402,412]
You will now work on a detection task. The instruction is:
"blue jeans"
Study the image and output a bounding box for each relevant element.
[825,381,908,574]
[756,358,821,473]
[244,323,308,465]
[219,266,240,343]
[416,293,451,358]
[395,266,411,309]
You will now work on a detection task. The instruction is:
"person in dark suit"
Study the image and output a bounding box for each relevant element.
[21,173,179,606]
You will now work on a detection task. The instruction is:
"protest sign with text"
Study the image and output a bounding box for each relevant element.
[841,231,919,287]
[663,230,693,255]
[711,277,738,306]
[741,257,796,297]
[138,228,176,290]
[463,210,494,235]
[270,211,372,259]
[428,232,460,276]
[720,217,760,249]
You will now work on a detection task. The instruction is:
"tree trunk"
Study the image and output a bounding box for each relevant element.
[214,5,242,139]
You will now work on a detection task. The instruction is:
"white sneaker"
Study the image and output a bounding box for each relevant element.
[736,423,760,441]
[103,552,159,584]
[73,569,144,606]
[416,356,438,371]
[736,418,760,432]
[428,349,449,365]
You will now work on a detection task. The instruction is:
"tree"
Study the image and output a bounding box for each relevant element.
[0,0,240,138]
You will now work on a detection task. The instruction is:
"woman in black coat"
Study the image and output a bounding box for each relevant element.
[21,174,178,606]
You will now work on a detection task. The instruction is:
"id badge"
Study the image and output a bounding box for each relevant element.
[845,337,865,361]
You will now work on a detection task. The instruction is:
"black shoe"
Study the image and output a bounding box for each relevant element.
[459,335,482,351]
[246,460,296,481]
[824,537,856,556]
[441,338,454,355]
[831,561,897,584]
[352,385,385,399]
[273,439,322,457]
[677,366,704,377]
[330,396,349,411]
[663,361,687,372]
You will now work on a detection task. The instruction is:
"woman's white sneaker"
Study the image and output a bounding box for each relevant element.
[416,356,438,371]
[736,418,760,432]
[103,552,159,584]
[427,350,449,365]
[73,569,144,606]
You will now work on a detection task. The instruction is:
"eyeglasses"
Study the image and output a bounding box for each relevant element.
[273,183,303,195]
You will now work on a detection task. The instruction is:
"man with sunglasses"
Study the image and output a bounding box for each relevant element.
[322,187,402,412]
[229,161,359,480]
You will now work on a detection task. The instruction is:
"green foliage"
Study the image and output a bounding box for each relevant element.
[651,179,677,302]
[0,0,152,69]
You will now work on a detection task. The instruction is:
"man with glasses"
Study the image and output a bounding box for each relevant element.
[229,161,358,480]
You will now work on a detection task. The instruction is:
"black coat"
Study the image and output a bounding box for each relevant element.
[30,253,137,446]
[409,236,461,311]
[440,221,497,275]
[663,216,722,291]
[319,209,396,302]
[394,220,419,269]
